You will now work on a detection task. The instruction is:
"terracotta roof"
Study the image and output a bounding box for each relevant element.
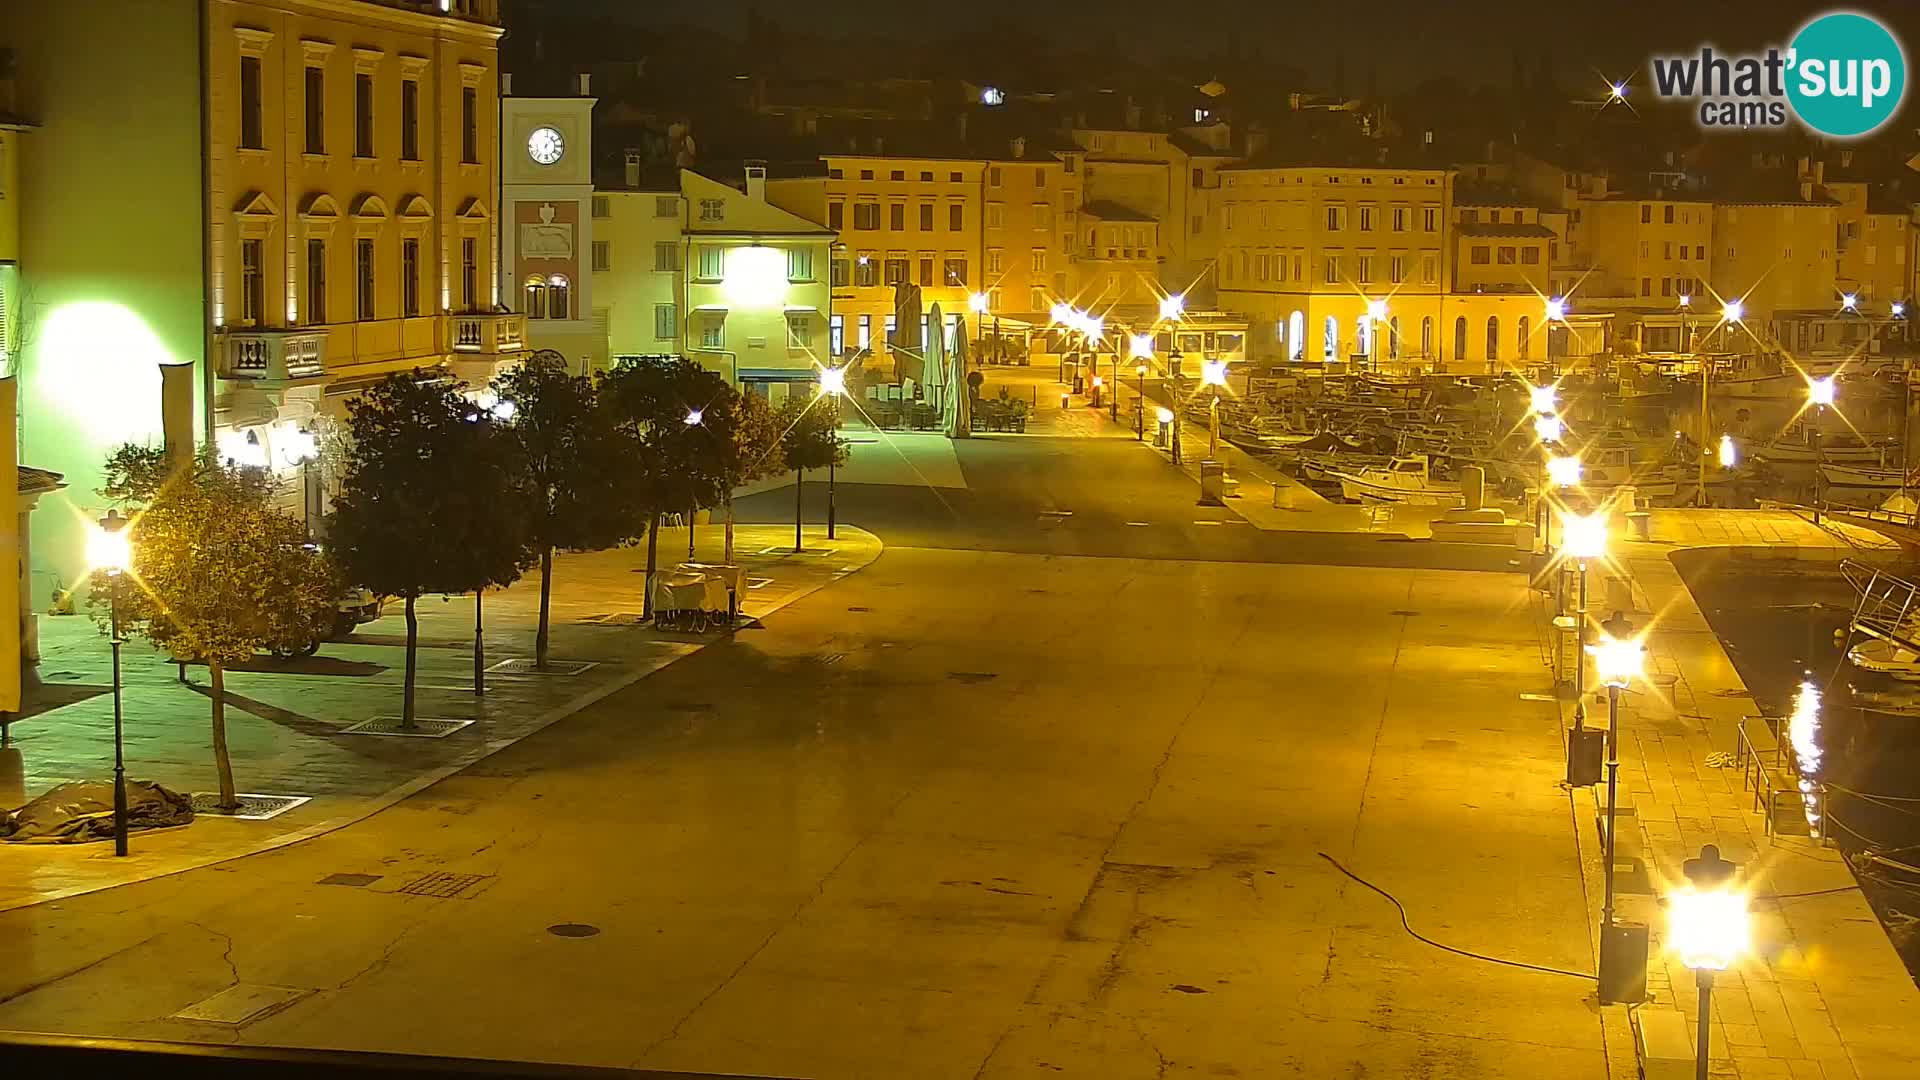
[19,466,65,496]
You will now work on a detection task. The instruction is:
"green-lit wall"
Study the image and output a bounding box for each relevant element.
[10,0,206,604]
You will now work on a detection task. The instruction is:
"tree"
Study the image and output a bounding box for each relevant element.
[719,389,784,564]
[331,371,530,725]
[491,351,628,667]
[775,393,849,552]
[92,444,338,809]
[599,356,734,614]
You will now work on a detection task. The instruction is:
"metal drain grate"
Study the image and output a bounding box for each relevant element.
[396,871,493,899]
[190,793,311,820]
[342,716,474,739]
[317,873,382,887]
[547,923,601,938]
[486,658,597,676]
[947,671,999,685]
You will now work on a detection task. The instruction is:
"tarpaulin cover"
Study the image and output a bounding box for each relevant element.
[2,779,195,843]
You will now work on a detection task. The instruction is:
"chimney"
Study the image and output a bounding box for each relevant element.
[1840,148,1855,168]
[1124,98,1142,130]
[956,112,968,145]
[578,73,591,96]
[501,71,513,96]
[1010,136,1026,159]
[744,160,767,202]
[625,149,642,188]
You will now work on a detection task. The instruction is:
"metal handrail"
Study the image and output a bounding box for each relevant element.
[1734,715,1829,845]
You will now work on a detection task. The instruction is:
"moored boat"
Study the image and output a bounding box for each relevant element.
[1334,454,1465,507]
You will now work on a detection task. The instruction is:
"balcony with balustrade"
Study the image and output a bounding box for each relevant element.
[449,312,528,356]
[216,328,329,387]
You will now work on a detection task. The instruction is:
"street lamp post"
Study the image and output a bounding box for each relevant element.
[1589,631,1643,961]
[1202,358,1228,460]
[818,366,846,541]
[89,510,133,857]
[1808,376,1835,524]
[1672,845,1745,1080]
[1561,512,1608,725]
[1135,361,1149,439]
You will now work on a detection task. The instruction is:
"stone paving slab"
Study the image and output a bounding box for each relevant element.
[1555,508,1917,1080]
[0,525,883,911]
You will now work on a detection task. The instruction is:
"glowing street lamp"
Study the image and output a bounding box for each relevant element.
[967,291,990,315]
[1721,298,1744,324]
[1608,82,1627,102]
[1561,512,1607,562]
[817,365,847,398]
[684,408,703,426]
[1528,383,1557,416]
[1808,376,1835,523]
[1159,293,1186,321]
[1894,302,1907,318]
[1534,414,1564,444]
[1718,433,1738,469]
[1671,845,1746,1078]
[1545,297,1568,322]
[1130,333,1154,359]
[89,509,134,857]
[1678,293,1692,309]
[1841,293,1859,313]
[1130,341,1153,440]
[1049,301,1072,326]
[1547,454,1582,489]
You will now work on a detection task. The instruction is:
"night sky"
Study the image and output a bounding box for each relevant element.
[521,0,1920,93]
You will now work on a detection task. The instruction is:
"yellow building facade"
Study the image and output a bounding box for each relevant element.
[1576,196,1714,308]
[8,0,513,601]
[766,148,1079,382]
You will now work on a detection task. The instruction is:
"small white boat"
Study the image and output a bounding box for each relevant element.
[1822,462,1912,489]
[1746,427,1894,464]
[1335,454,1465,507]
[1848,637,1920,681]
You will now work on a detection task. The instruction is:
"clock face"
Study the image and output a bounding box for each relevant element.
[527,126,565,165]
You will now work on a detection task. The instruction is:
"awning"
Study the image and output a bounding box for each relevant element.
[737,368,817,382]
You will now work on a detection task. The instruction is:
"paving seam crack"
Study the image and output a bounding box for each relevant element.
[1320,574,1416,986]
[189,921,240,987]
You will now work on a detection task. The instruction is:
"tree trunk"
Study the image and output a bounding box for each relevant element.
[724,487,736,565]
[535,543,553,671]
[403,594,419,729]
[794,468,804,551]
[643,512,660,619]
[473,590,485,695]
[210,661,237,810]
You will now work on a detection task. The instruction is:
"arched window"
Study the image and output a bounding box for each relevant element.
[1289,310,1305,360]
[1517,315,1531,360]
[1453,316,1467,359]
[1421,316,1434,358]
[523,275,547,320]
[548,274,571,320]
[1355,316,1369,358]
[1388,316,1400,360]
[1486,316,1500,361]
[1323,315,1339,361]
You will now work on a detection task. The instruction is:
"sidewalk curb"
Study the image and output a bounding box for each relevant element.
[0,528,885,914]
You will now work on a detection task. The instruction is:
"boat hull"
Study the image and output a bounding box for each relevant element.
[1822,463,1909,489]
[1334,473,1465,507]
[1848,637,1920,681]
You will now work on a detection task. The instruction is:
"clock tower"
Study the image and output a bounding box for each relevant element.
[501,74,597,370]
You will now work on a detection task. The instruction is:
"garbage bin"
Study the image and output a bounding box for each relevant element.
[1199,459,1226,505]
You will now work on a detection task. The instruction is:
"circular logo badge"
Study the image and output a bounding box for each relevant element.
[1787,12,1907,138]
